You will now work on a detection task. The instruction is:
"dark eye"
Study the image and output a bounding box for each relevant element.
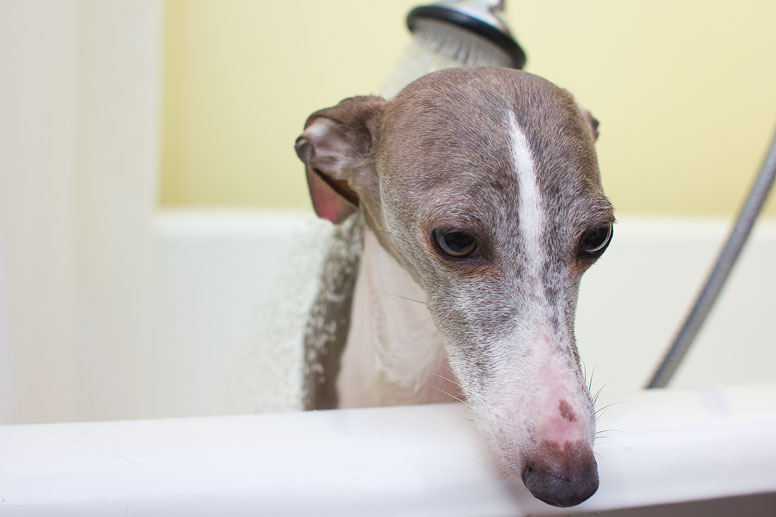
[433,229,479,258]
[580,224,613,256]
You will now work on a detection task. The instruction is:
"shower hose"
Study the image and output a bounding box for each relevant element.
[647,126,776,388]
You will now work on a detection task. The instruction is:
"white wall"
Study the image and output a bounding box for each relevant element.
[74,0,161,421]
[0,233,18,423]
[0,0,80,423]
[0,0,161,423]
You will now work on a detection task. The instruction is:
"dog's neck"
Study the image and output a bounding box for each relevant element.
[336,228,462,408]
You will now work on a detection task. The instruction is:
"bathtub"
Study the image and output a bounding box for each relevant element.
[1,384,775,516]
[3,2,774,512]
[1,211,775,515]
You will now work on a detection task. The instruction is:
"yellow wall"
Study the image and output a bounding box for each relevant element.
[161,0,776,216]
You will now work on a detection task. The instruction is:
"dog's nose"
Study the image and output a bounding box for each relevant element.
[522,450,599,507]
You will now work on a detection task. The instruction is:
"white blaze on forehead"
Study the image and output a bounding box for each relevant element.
[507,112,546,284]
[471,114,595,460]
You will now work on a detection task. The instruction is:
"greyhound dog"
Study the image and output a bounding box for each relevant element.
[295,67,613,508]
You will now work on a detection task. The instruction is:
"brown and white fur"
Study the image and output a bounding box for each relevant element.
[295,67,613,508]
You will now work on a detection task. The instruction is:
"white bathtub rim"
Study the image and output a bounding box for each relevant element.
[1,383,775,516]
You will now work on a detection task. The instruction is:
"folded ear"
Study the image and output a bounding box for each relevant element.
[294,96,386,224]
[578,107,600,141]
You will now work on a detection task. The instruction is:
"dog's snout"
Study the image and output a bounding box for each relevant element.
[522,444,599,507]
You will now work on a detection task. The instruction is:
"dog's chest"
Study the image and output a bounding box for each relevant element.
[336,230,462,408]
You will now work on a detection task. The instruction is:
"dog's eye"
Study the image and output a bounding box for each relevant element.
[433,229,479,259]
[580,224,613,256]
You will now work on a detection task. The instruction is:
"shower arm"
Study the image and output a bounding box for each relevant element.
[646,125,776,389]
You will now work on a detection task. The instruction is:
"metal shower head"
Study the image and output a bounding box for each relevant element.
[406,0,526,69]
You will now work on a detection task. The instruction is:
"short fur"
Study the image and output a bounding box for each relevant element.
[295,67,613,508]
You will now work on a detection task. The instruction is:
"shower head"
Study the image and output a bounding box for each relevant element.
[379,0,525,99]
[406,0,526,69]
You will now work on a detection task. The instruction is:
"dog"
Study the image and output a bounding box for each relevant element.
[295,67,613,508]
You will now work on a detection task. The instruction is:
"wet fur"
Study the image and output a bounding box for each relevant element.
[297,67,613,507]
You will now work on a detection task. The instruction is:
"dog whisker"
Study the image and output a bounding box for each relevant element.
[428,372,467,400]
[587,365,596,393]
[375,290,426,305]
[427,372,489,421]
[431,385,467,406]
[430,385,475,420]
[594,401,622,418]
[595,428,624,435]
[592,378,614,407]
[428,369,462,388]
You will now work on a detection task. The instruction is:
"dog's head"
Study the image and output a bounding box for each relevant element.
[296,67,613,507]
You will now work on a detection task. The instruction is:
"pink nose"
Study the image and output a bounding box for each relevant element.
[521,441,599,507]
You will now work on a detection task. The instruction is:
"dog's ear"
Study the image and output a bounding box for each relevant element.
[295,96,386,224]
[578,107,600,142]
